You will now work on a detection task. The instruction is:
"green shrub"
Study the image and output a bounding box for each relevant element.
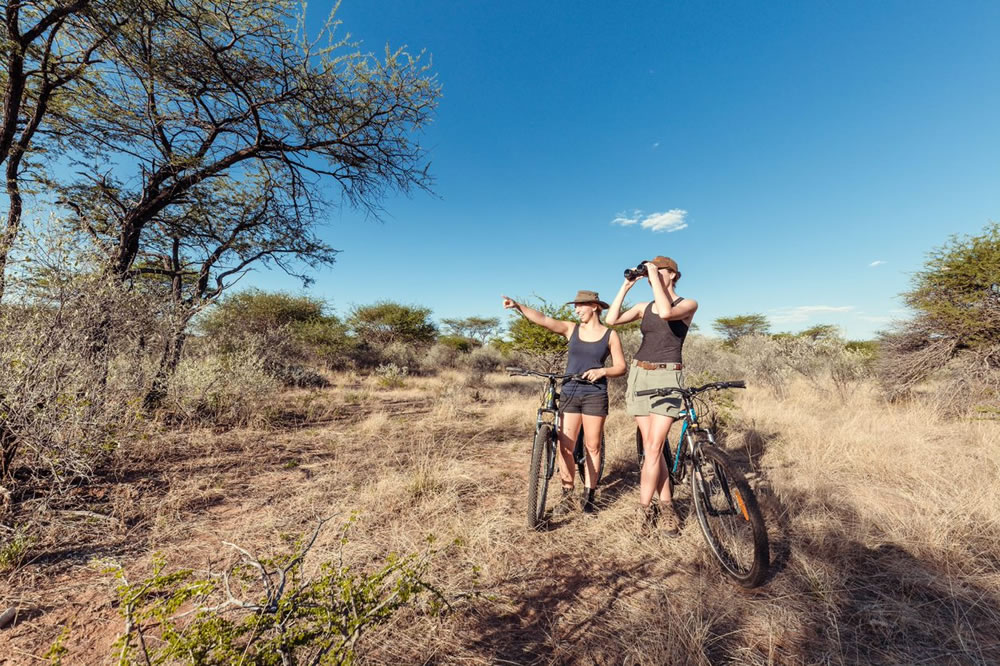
[437,334,476,352]
[162,340,281,427]
[198,290,353,369]
[496,299,572,371]
[421,343,460,372]
[463,345,504,374]
[374,363,408,388]
[903,222,1000,349]
[880,222,1000,400]
[348,301,438,347]
[105,523,447,665]
[712,314,770,346]
[198,290,326,338]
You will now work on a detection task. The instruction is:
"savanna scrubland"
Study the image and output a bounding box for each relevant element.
[1,1,999,663]
[1,272,999,664]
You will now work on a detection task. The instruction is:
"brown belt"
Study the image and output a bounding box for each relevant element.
[634,360,683,371]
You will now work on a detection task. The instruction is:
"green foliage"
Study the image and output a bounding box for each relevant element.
[106,522,447,665]
[45,627,71,665]
[845,339,880,358]
[713,314,771,346]
[440,316,500,344]
[199,289,353,368]
[903,222,1000,349]
[502,299,573,356]
[437,334,476,352]
[199,290,327,337]
[796,324,842,341]
[375,363,409,388]
[348,301,438,347]
[0,525,32,572]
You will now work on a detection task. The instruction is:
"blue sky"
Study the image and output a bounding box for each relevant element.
[256,0,1000,340]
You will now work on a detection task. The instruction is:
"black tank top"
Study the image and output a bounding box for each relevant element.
[634,299,688,364]
[564,325,611,395]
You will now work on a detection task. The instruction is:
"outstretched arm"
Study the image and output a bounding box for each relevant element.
[502,295,573,338]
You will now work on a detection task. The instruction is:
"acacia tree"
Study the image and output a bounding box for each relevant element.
[0,0,126,300]
[348,302,437,347]
[44,0,438,375]
[125,177,339,405]
[55,0,438,278]
[712,313,770,346]
[440,316,500,344]
[502,299,573,371]
[880,222,1000,398]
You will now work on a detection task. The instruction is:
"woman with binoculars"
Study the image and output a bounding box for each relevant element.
[606,256,698,536]
[502,291,626,516]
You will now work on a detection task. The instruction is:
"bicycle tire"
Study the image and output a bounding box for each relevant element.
[527,424,554,529]
[690,443,769,587]
[575,430,606,487]
[635,427,671,477]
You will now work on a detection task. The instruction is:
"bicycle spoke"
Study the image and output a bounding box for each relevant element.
[691,445,769,587]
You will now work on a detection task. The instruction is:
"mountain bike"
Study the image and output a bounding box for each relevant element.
[635,380,769,587]
[507,367,606,529]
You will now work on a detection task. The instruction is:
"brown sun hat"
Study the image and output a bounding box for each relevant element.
[650,256,681,280]
[566,290,610,309]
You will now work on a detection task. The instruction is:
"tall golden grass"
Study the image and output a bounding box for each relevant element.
[2,369,998,664]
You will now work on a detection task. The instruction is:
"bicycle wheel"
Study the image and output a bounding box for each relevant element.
[527,424,555,529]
[635,427,671,477]
[575,430,606,487]
[690,443,769,587]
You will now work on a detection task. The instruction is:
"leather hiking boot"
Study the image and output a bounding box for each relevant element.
[658,502,681,538]
[552,487,580,518]
[635,503,656,534]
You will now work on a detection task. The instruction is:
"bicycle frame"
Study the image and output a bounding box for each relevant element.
[535,377,561,481]
[668,394,718,479]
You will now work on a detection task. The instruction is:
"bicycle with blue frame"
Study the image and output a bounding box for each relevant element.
[635,380,769,587]
[507,367,606,529]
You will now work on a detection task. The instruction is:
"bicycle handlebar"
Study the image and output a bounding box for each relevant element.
[505,366,598,384]
[635,380,746,398]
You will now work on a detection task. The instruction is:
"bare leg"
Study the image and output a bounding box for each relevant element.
[647,413,676,508]
[580,413,606,489]
[557,412,582,489]
[635,414,675,507]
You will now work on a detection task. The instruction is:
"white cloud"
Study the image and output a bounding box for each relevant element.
[611,208,689,233]
[869,260,886,267]
[640,209,688,232]
[769,305,855,324]
[611,209,642,226]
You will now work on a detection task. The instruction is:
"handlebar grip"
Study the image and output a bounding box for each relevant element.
[635,388,659,397]
[727,380,747,389]
[506,366,525,374]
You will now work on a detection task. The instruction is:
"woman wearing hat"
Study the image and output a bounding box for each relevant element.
[502,290,626,515]
[606,257,698,536]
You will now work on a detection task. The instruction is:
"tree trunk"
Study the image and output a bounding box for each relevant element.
[143,315,191,410]
[0,399,19,482]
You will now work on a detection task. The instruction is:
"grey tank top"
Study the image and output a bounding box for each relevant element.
[563,325,611,395]
[634,299,688,364]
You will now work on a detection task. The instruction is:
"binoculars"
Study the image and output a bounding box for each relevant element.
[623,262,649,280]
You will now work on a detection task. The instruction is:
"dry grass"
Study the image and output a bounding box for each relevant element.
[2,371,999,664]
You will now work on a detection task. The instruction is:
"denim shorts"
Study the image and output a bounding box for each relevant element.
[561,391,609,417]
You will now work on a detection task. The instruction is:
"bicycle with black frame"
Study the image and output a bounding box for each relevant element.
[635,380,770,587]
[507,367,606,529]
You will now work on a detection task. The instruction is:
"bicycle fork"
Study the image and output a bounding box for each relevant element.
[691,445,750,521]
